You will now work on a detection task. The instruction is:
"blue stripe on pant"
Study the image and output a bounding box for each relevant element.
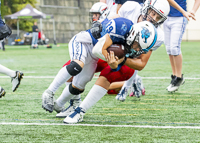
[72,36,83,61]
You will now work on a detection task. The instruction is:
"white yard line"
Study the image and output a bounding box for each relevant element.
[1,122,200,129]
[0,76,200,80]
[0,76,55,79]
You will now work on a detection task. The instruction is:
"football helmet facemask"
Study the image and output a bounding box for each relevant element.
[126,21,157,58]
[141,0,170,27]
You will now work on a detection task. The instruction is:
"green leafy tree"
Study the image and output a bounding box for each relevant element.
[4,0,38,32]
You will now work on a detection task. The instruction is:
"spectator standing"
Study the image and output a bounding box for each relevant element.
[164,1,187,93]
[31,22,39,49]
[164,0,200,92]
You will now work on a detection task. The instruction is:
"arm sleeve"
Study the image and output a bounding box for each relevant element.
[151,27,164,51]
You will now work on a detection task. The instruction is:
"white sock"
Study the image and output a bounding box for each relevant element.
[65,82,71,86]
[0,64,16,77]
[56,85,74,107]
[80,84,107,112]
[119,70,138,94]
[73,94,81,100]
[48,67,72,93]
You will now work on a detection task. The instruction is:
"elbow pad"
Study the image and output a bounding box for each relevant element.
[92,36,106,61]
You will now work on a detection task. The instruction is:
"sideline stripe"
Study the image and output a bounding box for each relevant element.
[1,119,200,126]
[1,122,200,129]
[0,76,200,80]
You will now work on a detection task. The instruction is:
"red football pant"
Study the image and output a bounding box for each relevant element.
[62,59,135,94]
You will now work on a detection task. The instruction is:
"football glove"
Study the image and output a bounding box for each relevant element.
[90,21,102,39]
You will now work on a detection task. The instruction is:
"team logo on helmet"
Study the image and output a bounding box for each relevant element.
[141,27,151,43]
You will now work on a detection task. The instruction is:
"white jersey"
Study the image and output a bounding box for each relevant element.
[106,0,117,14]
[118,1,141,24]
[118,1,164,51]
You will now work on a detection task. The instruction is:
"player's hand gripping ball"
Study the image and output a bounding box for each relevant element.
[107,44,125,59]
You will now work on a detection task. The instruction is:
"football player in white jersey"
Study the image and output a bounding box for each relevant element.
[42,2,111,113]
[43,2,124,116]
[113,0,195,101]
[110,0,169,101]
[0,14,24,98]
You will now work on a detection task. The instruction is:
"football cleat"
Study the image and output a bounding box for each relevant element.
[11,71,24,92]
[129,75,145,98]
[0,86,6,98]
[168,74,185,92]
[118,87,129,102]
[166,75,176,90]
[116,87,129,102]
[53,101,65,113]
[63,107,85,124]
[115,94,120,100]
[132,83,142,98]
[129,88,145,97]
[42,89,54,113]
[56,99,82,118]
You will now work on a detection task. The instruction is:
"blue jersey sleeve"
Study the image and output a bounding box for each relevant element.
[87,18,133,46]
[101,17,133,45]
[86,29,98,46]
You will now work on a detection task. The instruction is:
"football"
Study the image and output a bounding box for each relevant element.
[107,44,125,59]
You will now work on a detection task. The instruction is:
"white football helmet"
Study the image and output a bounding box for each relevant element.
[126,21,157,57]
[89,2,110,22]
[142,0,170,27]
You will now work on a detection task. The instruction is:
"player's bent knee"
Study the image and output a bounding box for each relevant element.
[69,83,84,95]
[66,61,82,76]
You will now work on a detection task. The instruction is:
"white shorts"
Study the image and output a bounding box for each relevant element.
[68,34,99,90]
[163,17,187,55]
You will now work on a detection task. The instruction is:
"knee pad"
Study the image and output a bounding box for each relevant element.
[69,83,84,95]
[66,61,82,76]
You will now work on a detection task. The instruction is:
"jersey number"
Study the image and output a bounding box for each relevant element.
[106,21,113,33]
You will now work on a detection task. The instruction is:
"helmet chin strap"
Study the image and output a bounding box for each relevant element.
[126,47,145,58]
[142,48,149,53]
[126,49,145,58]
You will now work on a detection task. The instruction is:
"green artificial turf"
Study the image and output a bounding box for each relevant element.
[0,42,200,142]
